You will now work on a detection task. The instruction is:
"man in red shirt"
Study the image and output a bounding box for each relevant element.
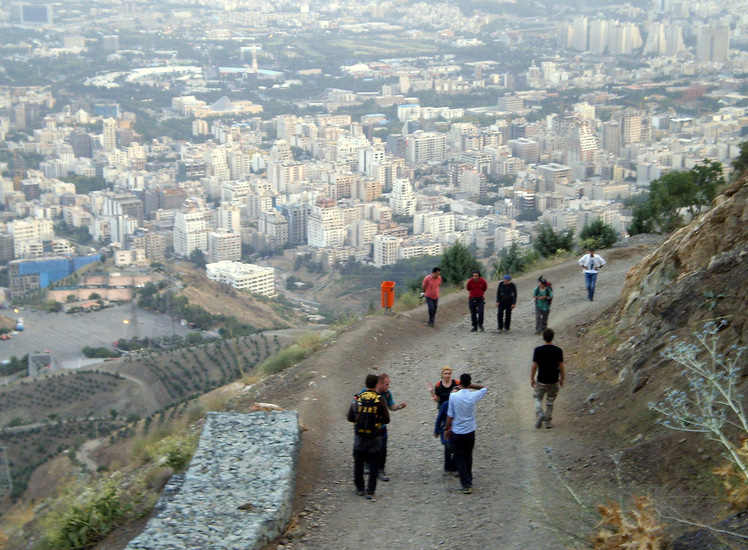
[466,270,488,332]
[422,267,442,327]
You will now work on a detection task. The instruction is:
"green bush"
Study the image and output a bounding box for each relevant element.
[259,346,308,375]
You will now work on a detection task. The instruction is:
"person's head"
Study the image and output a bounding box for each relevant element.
[365,373,378,389]
[503,274,511,282]
[588,247,595,256]
[471,270,481,279]
[459,373,471,388]
[538,278,547,288]
[376,373,390,393]
[441,365,452,382]
[542,328,555,343]
[432,267,441,277]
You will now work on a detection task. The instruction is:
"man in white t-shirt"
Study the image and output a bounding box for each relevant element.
[578,248,606,301]
[445,373,488,494]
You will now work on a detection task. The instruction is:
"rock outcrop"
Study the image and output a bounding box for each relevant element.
[609,177,748,390]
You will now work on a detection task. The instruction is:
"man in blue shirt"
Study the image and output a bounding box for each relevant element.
[445,373,488,494]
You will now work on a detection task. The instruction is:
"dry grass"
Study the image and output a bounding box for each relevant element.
[713,438,748,510]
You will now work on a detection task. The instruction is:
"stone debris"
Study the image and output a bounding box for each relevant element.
[126,411,300,550]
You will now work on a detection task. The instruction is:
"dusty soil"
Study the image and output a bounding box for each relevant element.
[246,245,684,549]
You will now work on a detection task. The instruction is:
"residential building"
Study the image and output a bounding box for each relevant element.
[206,261,275,296]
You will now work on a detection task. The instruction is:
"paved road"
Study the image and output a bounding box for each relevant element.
[0,305,192,365]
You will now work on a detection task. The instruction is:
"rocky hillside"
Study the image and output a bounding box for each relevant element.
[612,177,747,390]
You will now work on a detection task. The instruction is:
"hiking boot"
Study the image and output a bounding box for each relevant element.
[460,486,473,494]
[545,418,553,429]
[356,489,366,496]
[470,327,477,332]
[365,493,375,500]
[535,412,545,429]
[479,326,484,332]
[504,329,510,334]
[378,471,390,482]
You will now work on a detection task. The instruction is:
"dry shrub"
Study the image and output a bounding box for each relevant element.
[713,438,748,510]
[593,496,664,550]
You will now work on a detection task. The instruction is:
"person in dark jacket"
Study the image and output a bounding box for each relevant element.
[495,274,517,333]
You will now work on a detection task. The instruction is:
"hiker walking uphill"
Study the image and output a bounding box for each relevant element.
[422,267,443,327]
[495,274,517,333]
[466,270,488,332]
[533,278,553,335]
[348,374,390,499]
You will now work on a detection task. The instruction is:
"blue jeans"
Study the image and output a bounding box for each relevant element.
[426,297,438,326]
[585,272,598,301]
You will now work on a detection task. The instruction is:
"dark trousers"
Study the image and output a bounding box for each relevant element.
[353,435,381,494]
[451,431,476,489]
[379,427,388,472]
[443,440,456,472]
[468,297,484,328]
[426,297,438,326]
[585,272,598,301]
[535,307,549,333]
[497,302,513,330]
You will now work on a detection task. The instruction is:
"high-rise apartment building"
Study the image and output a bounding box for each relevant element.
[405,131,446,164]
[390,179,417,217]
[173,209,208,258]
[208,228,241,263]
[620,112,643,145]
[373,234,400,267]
[307,203,344,248]
[102,118,117,151]
[697,26,730,62]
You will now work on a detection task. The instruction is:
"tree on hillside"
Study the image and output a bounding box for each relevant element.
[189,249,207,268]
[440,241,481,285]
[730,140,748,180]
[579,219,618,250]
[491,241,537,279]
[628,160,725,234]
[689,159,725,215]
[533,223,575,258]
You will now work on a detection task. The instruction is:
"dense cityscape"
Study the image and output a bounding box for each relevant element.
[0,0,745,308]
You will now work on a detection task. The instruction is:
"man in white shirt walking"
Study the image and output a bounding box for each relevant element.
[444,373,488,494]
[578,248,606,301]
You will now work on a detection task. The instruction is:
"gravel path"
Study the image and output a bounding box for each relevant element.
[257,247,650,550]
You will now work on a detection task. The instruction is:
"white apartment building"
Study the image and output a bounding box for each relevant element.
[173,209,208,258]
[9,217,54,257]
[218,204,242,233]
[373,234,400,267]
[206,261,275,296]
[390,179,417,217]
[307,204,344,248]
[115,249,146,266]
[413,211,455,236]
[208,228,241,263]
[350,219,378,248]
[405,131,447,164]
[398,238,441,261]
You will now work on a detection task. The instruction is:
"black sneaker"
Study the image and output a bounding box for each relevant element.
[470,327,477,332]
[378,471,390,482]
[366,493,375,500]
[356,489,366,496]
[479,326,484,332]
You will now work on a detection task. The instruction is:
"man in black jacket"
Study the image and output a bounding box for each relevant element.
[347,374,390,499]
[495,274,517,333]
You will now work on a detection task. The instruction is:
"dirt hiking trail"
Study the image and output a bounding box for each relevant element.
[256,246,650,550]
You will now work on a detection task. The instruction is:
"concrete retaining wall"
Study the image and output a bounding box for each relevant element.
[126,411,300,550]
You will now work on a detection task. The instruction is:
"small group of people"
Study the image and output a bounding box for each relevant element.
[347,327,565,498]
[451,248,606,334]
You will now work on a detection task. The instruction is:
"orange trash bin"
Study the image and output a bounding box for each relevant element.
[381,281,396,309]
